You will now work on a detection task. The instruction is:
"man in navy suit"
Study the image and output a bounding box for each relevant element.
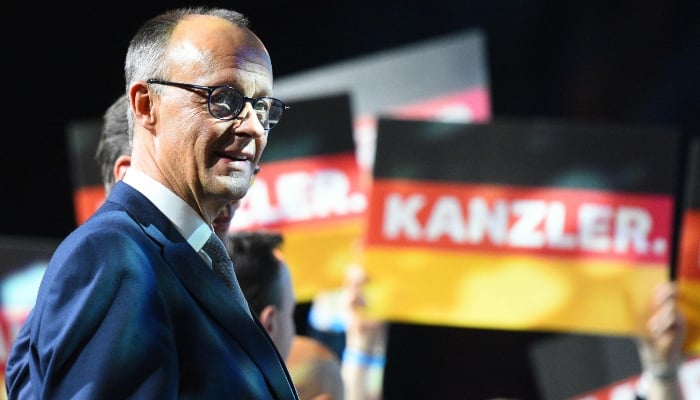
[5,6,296,399]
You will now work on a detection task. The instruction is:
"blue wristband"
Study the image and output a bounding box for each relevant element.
[342,348,386,367]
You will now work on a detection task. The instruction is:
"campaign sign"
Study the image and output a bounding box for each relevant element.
[364,118,681,336]
[231,93,365,301]
[0,236,58,388]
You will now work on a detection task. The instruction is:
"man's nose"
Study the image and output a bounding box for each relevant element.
[236,103,266,138]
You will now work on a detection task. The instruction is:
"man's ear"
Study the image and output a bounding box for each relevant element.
[113,154,132,182]
[258,305,277,335]
[130,82,155,128]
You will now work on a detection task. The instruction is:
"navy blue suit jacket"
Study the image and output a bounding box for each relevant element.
[6,182,298,399]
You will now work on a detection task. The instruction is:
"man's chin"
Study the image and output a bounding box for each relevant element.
[212,220,232,236]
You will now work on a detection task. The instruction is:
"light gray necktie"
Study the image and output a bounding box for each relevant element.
[202,233,251,317]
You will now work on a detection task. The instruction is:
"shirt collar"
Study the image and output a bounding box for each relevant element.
[122,168,213,251]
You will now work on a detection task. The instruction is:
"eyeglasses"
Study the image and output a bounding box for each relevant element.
[146,79,289,130]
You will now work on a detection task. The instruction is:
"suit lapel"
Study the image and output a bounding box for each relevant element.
[107,183,297,399]
[160,240,297,399]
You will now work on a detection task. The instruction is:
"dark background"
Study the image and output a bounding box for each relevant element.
[2,1,699,398]
[2,0,698,239]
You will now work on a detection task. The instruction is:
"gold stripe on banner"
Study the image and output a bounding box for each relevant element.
[280,219,364,302]
[679,281,700,355]
[362,247,667,336]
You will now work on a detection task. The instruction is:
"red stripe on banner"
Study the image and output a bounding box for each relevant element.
[73,185,106,226]
[678,209,700,281]
[367,180,674,264]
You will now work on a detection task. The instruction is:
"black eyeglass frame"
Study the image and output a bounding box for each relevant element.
[146,79,289,130]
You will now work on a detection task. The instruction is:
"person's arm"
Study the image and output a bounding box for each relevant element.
[635,281,686,400]
[341,265,387,400]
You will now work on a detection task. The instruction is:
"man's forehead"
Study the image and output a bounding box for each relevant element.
[171,15,256,52]
[167,16,271,77]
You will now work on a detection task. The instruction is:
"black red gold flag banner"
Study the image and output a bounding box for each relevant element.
[364,118,682,338]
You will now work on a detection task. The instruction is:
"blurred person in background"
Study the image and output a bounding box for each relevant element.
[227,230,345,400]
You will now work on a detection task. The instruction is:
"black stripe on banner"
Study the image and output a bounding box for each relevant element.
[373,118,681,195]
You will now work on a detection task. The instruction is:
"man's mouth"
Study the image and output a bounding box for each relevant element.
[216,151,248,162]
